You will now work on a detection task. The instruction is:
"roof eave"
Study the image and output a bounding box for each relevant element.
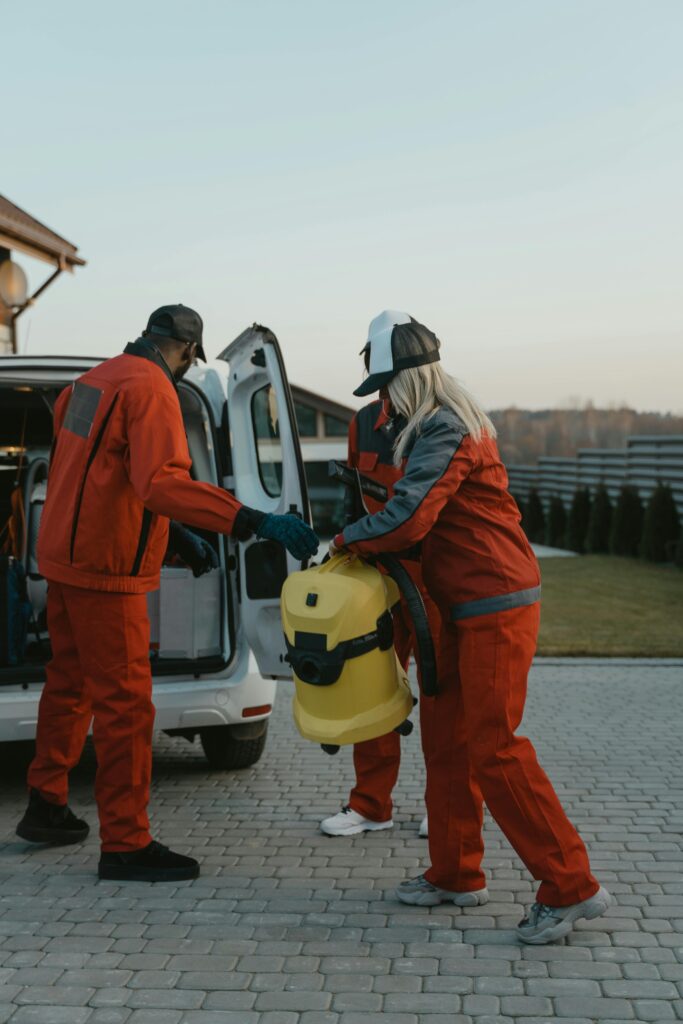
[0,230,86,269]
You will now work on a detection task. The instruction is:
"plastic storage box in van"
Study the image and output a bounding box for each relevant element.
[147,567,223,660]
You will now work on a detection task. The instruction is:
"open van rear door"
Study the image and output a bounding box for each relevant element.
[217,325,312,678]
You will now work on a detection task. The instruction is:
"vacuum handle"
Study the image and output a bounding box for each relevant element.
[328,460,388,510]
[317,551,346,574]
[378,553,439,697]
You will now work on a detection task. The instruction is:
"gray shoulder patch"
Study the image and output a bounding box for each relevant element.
[63,382,103,439]
[419,407,468,440]
[402,407,468,457]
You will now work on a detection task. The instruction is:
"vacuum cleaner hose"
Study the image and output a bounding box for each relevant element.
[377,554,439,697]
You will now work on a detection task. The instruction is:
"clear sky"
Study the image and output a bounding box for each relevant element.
[4,0,682,413]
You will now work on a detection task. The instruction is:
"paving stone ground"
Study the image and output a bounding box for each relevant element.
[1,661,683,1023]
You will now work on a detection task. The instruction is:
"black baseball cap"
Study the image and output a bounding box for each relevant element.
[144,304,206,361]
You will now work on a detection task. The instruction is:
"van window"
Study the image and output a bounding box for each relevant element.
[304,460,346,538]
[251,385,283,497]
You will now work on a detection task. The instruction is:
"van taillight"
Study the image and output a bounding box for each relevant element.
[242,704,272,718]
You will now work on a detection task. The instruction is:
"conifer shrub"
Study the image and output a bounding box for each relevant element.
[586,485,612,554]
[523,488,545,543]
[639,483,680,562]
[565,487,592,553]
[545,495,567,548]
[609,486,644,557]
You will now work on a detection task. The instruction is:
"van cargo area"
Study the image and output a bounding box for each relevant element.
[0,379,233,685]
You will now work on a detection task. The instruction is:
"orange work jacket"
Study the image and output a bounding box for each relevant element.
[337,406,540,621]
[38,343,243,594]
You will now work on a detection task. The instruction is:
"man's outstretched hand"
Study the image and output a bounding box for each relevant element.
[256,514,319,561]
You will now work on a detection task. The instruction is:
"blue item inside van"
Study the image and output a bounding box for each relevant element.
[0,556,32,666]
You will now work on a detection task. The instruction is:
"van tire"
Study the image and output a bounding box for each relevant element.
[200,722,268,770]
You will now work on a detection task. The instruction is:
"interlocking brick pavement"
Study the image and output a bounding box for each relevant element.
[1,661,682,1022]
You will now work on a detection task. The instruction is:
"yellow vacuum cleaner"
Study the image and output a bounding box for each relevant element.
[281,463,437,754]
[282,552,413,748]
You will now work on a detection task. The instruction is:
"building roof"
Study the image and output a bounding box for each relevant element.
[291,384,355,422]
[0,195,85,268]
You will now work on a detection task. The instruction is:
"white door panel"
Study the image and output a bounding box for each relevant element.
[218,325,311,679]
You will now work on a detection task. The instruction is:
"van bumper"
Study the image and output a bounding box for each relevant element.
[0,671,277,743]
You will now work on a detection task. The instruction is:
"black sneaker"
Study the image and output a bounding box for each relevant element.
[98,840,199,882]
[16,788,90,845]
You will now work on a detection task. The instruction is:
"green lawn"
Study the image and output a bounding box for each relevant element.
[537,555,683,657]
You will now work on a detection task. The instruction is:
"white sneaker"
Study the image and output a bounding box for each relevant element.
[517,886,612,944]
[396,874,489,907]
[320,806,393,837]
[419,815,428,838]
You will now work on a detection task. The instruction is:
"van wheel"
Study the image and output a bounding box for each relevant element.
[200,722,268,770]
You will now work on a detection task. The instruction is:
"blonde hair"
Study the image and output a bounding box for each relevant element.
[387,362,496,465]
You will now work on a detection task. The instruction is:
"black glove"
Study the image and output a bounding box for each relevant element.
[256,513,319,560]
[168,522,219,577]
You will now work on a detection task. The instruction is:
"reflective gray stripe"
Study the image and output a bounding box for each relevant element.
[64,381,103,439]
[451,585,542,621]
[343,408,467,547]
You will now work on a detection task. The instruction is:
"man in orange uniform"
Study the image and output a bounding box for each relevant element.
[320,397,443,837]
[16,305,318,882]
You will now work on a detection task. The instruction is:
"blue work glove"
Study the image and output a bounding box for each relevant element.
[256,514,319,560]
[168,523,220,577]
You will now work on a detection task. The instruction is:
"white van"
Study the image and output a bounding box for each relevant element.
[0,324,310,769]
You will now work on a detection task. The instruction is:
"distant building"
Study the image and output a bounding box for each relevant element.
[291,385,354,536]
[0,195,85,354]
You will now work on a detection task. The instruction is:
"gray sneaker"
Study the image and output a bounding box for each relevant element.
[517,885,612,944]
[396,874,489,907]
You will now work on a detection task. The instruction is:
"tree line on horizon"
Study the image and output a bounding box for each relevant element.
[490,405,683,466]
[516,482,682,569]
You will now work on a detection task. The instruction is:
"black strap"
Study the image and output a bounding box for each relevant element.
[286,610,394,686]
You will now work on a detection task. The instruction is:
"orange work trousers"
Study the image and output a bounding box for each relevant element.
[28,581,155,852]
[349,600,438,822]
[424,602,599,907]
